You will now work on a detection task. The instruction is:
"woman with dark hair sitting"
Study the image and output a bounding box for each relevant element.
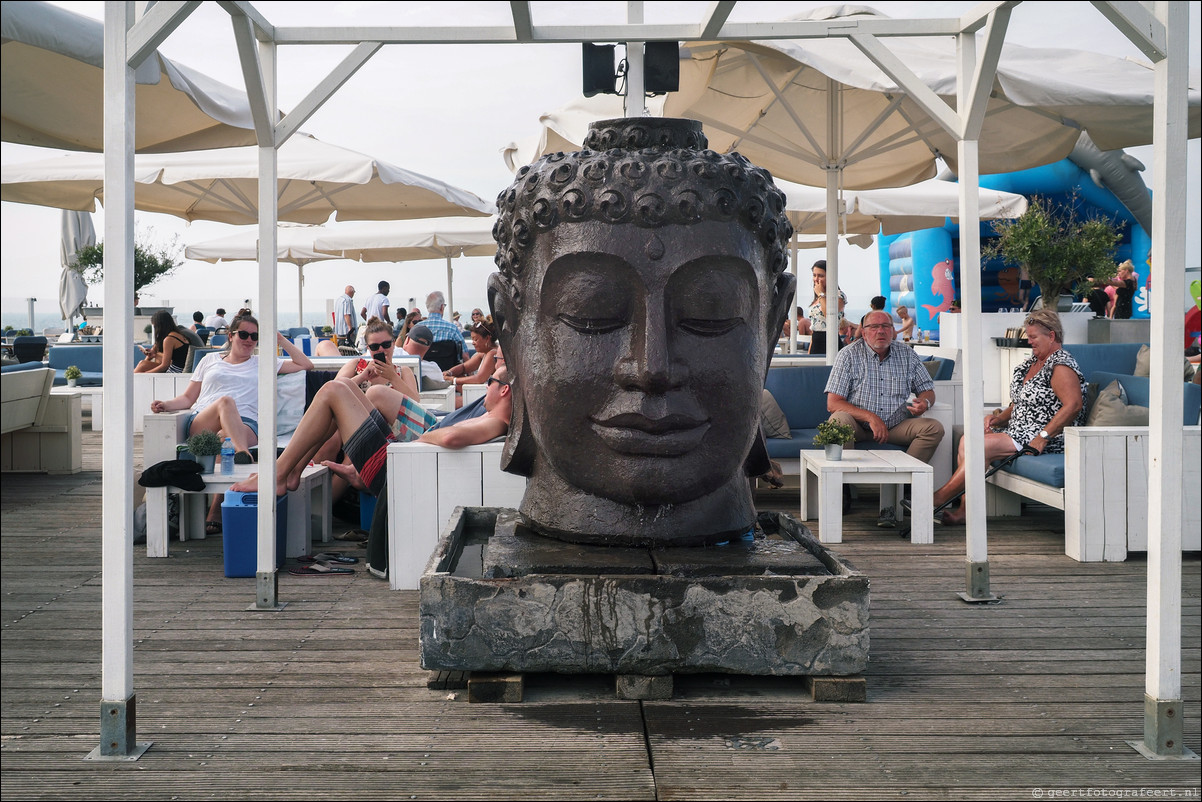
[135,311,202,373]
[444,320,500,408]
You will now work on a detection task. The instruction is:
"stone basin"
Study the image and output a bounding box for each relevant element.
[419,509,869,677]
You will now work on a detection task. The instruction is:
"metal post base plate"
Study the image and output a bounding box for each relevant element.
[1126,695,1199,760]
[958,561,1000,604]
[87,698,150,760]
[253,570,283,610]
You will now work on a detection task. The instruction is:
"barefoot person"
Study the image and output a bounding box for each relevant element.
[232,365,513,499]
[932,309,1085,525]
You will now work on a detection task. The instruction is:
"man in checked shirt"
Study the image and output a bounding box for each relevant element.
[823,309,945,526]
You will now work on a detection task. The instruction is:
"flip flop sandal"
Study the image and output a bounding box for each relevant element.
[297,552,359,565]
[333,529,369,543]
[288,563,355,576]
[204,520,222,535]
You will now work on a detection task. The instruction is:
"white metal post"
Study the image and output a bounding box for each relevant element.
[255,38,282,609]
[1138,0,1190,760]
[624,1,645,117]
[95,0,144,760]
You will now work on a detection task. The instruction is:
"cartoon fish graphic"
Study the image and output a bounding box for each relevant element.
[922,259,956,321]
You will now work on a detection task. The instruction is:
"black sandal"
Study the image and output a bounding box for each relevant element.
[205,519,222,535]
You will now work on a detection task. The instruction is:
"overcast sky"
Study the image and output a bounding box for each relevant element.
[2,1,1199,325]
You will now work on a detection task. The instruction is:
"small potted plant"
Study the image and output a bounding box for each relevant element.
[64,365,82,388]
[813,419,855,461]
[185,429,222,473]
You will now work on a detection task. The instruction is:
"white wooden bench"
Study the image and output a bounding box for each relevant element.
[1,367,82,474]
[385,440,527,590]
[1,366,54,435]
[985,426,1201,561]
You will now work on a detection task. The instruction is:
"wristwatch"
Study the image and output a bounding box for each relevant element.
[1038,429,1050,439]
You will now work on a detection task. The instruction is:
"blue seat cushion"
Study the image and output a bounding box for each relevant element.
[999,453,1065,488]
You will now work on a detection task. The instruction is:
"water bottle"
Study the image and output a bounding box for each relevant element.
[220,437,235,475]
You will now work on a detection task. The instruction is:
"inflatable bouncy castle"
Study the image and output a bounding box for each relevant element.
[880,134,1152,334]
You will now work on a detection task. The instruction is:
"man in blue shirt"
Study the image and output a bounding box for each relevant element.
[824,310,944,525]
[422,290,467,365]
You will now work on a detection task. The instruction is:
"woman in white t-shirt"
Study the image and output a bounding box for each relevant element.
[150,312,313,533]
[151,312,313,460]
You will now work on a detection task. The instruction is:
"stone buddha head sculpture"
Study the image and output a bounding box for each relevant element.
[488,118,795,547]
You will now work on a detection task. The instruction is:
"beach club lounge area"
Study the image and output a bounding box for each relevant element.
[3,1,1200,796]
[1,394,1200,799]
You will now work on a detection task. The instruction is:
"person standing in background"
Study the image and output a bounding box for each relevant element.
[361,281,393,329]
[334,285,356,348]
[808,259,846,356]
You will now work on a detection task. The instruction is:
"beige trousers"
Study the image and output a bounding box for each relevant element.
[827,411,944,465]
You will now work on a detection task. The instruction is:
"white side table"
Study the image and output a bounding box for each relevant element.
[51,385,102,431]
[799,449,934,545]
[157,463,330,559]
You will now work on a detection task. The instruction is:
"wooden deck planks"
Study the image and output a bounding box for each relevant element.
[2,423,1199,800]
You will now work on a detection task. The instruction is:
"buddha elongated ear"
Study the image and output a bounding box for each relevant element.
[764,271,796,373]
[487,273,535,476]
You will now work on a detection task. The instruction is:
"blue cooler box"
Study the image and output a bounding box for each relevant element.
[359,491,377,531]
[221,491,288,577]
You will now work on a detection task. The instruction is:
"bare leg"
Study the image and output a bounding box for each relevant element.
[314,339,342,357]
[231,380,375,496]
[934,432,1019,523]
[365,383,419,426]
[186,395,257,454]
[321,459,367,492]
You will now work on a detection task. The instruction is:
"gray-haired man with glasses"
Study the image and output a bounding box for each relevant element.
[823,309,945,525]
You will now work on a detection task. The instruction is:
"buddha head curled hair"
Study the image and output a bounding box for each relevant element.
[492,118,794,283]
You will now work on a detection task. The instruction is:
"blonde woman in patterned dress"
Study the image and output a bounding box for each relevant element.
[932,309,1086,525]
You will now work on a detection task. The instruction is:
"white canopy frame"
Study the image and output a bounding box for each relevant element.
[96,1,1193,762]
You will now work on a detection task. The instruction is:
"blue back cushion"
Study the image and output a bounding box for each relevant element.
[764,365,834,430]
[1062,343,1146,379]
[47,344,104,373]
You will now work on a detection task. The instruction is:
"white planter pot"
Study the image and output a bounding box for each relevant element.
[824,444,844,461]
[66,378,77,388]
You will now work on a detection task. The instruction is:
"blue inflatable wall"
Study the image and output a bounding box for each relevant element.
[880,158,1151,332]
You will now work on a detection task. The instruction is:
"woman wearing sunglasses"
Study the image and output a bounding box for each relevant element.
[149,311,314,533]
[443,320,500,408]
[334,316,419,397]
[150,311,313,461]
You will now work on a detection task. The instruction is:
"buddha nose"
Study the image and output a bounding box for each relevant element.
[615,308,686,393]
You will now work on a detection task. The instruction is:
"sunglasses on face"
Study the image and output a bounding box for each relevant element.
[366,340,391,351]
[234,330,259,341]
[486,376,509,388]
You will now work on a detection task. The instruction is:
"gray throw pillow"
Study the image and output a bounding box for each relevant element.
[1086,379,1149,426]
[761,389,791,439]
[1135,344,1151,377]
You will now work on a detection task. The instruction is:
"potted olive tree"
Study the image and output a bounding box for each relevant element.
[985,194,1122,311]
[184,429,222,473]
[813,420,856,461]
[64,365,82,388]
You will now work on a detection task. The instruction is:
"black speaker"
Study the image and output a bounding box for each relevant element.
[583,43,616,97]
[644,41,680,94]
